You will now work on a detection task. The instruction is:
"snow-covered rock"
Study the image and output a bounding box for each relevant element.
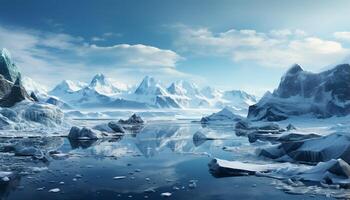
[21,102,64,126]
[201,107,242,124]
[93,121,125,134]
[258,133,350,164]
[209,158,284,177]
[46,97,72,109]
[0,101,65,130]
[68,126,99,140]
[248,64,350,121]
[294,159,350,187]
[107,121,125,133]
[209,157,350,188]
[0,48,21,83]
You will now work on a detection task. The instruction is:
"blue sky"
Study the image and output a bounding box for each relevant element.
[1,0,350,95]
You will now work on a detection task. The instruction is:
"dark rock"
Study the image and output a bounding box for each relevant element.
[0,77,32,107]
[107,121,125,133]
[68,126,98,140]
[286,124,297,131]
[118,114,144,124]
[30,92,39,102]
[328,159,350,177]
[276,133,320,142]
[0,75,13,98]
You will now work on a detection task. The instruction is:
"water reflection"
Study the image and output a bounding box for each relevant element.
[0,121,258,200]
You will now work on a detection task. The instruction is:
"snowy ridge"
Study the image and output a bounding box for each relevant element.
[49,75,257,110]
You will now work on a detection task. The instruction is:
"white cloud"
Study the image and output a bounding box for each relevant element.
[334,31,350,41]
[0,25,186,88]
[174,25,349,70]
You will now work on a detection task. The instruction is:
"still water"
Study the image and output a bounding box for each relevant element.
[0,120,331,200]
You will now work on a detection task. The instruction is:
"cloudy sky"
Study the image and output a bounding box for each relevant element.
[1,0,350,95]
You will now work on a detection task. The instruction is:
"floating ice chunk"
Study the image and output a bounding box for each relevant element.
[160,192,172,197]
[209,158,287,177]
[48,188,60,193]
[188,180,197,189]
[144,187,156,193]
[113,176,126,180]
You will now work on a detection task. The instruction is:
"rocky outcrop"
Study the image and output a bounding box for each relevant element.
[258,133,350,164]
[118,114,144,124]
[0,77,32,107]
[68,126,98,140]
[0,48,21,83]
[248,64,350,121]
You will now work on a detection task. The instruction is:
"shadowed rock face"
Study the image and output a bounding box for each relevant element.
[0,77,32,107]
[0,75,14,99]
[248,64,350,121]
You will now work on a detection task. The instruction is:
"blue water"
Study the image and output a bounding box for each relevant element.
[0,121,332,200]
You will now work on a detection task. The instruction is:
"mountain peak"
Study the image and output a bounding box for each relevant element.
[0,48,21,83]
[134,76,166,95]
[90,73,107,85]
[286,64,303,75]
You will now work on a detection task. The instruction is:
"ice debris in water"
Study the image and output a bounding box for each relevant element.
[113,176,126,180]
[48,188,60,193]
[160,192,172,197]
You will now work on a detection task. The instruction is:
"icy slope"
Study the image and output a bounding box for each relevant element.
[248,64,350,121]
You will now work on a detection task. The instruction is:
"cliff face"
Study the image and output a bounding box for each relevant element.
[248,64,350,121]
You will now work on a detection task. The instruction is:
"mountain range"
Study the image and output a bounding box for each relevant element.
[47,74,257,110]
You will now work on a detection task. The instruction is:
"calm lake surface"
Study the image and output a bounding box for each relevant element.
[0,120,332,200]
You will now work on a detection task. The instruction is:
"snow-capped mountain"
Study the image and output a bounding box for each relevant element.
[248,63,350,121]
[48,74,257,110]
[132,76,181,108]
[22,76,48,97]
[167,80,210,108]
[49,74,149,108]
[50,80,87,96]
[134,76,167,96]
[221,90,257,108]
[89,73,127,96]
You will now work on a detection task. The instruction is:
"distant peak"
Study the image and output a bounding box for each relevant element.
[286,64,303,74]
[90,73,108,85]
[92,73,106,80]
